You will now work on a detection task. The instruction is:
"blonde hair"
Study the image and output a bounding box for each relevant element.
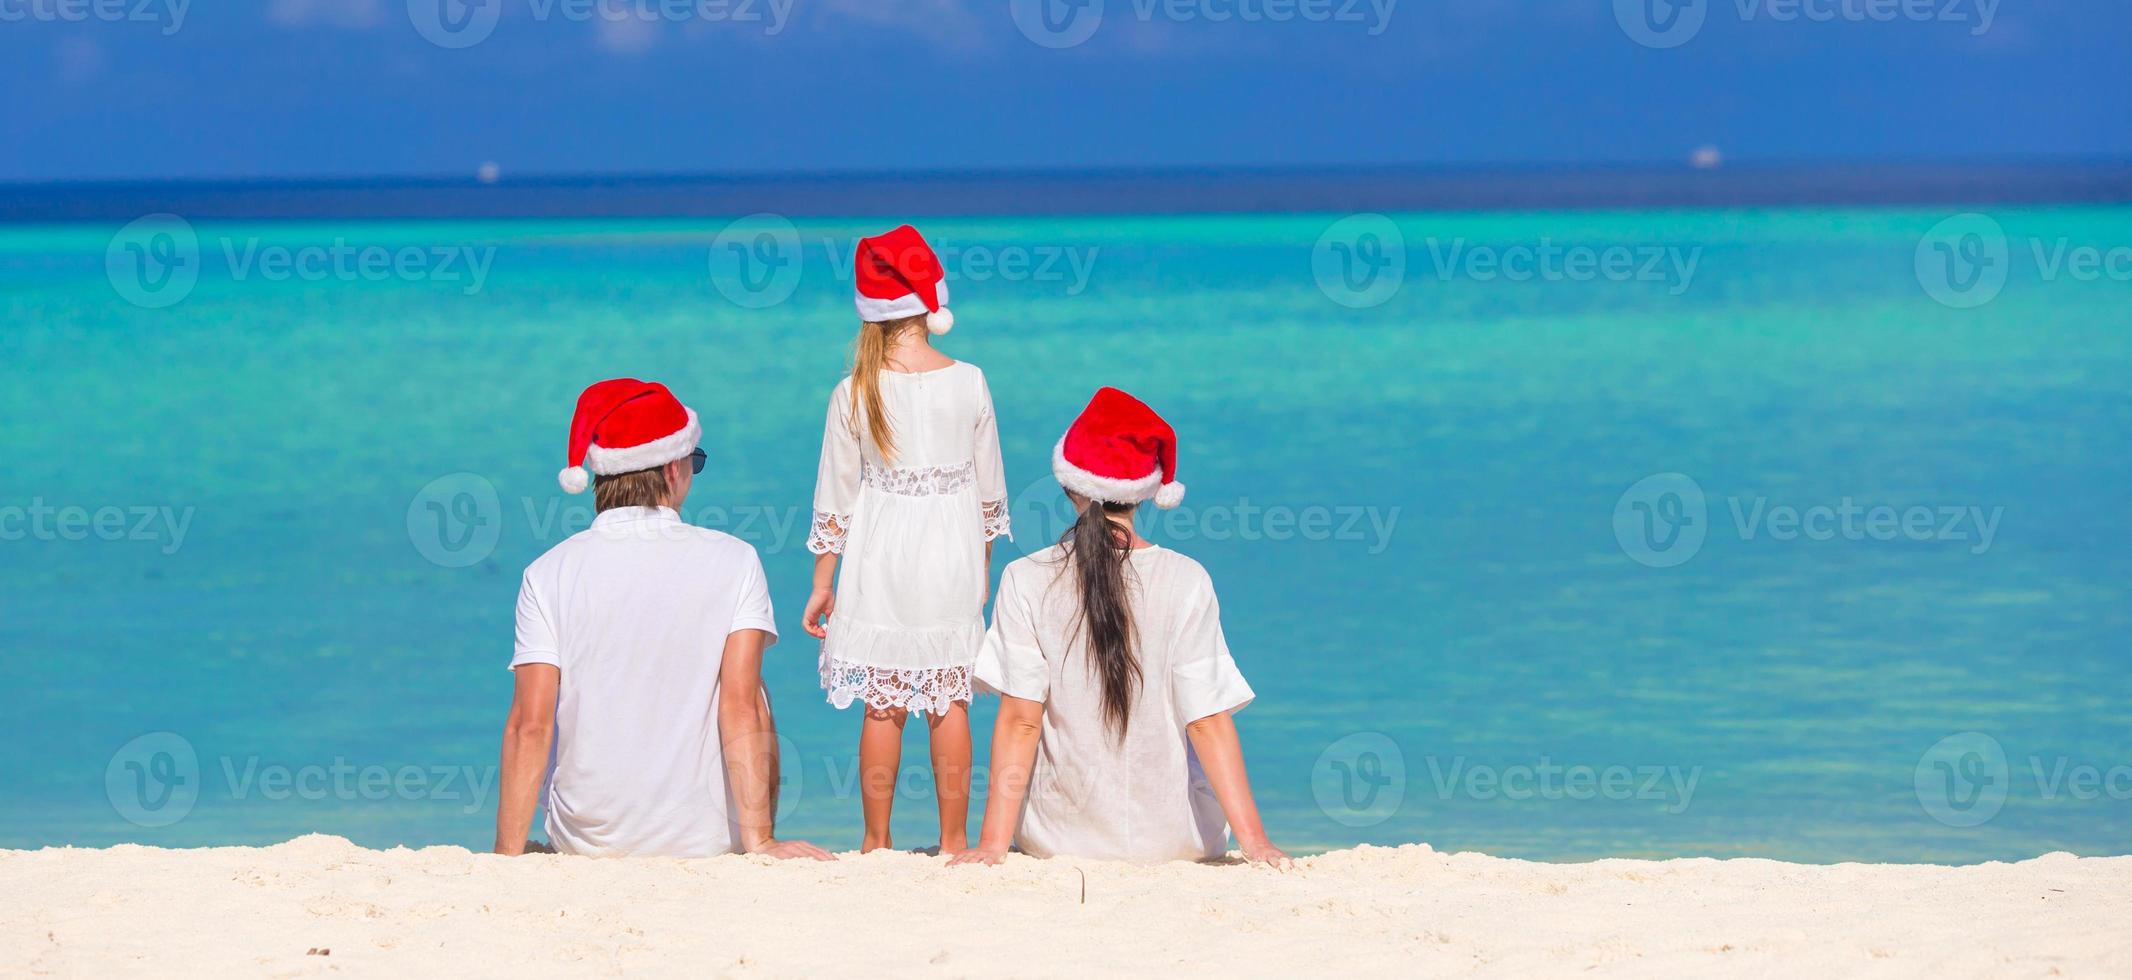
[849,315,925,463]
[593,466,669,513]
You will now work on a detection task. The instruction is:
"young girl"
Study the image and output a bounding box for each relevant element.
[804,225,1010,854]
[950,388,1287,866]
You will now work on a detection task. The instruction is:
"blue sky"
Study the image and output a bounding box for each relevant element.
[2,0,2126,181]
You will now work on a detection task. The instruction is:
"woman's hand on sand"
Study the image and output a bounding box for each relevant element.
[748,838,837,861]
[946,844,1010,867]
[801,588,835,640]
[1240,839,1291,869]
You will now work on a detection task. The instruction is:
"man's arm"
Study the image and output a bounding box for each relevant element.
[494,664,559,855]
[719,628,834,861]
[948,694,1044,866]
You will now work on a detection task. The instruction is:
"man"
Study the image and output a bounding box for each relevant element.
[494,378,831,860]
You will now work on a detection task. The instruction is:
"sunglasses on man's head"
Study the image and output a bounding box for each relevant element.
[689,448,707,474]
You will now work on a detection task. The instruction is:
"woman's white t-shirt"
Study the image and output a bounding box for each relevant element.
[974,543,1255,862]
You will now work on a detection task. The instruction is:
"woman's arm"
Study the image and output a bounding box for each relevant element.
[947,694,1045,866]
[1185,711,1290,867]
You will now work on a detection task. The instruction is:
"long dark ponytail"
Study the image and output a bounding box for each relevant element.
[1058,497,1141,738]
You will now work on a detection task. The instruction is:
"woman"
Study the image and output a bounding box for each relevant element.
[950,388,1287,866]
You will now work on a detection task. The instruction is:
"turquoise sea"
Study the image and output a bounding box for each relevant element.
[3,206,2128,862]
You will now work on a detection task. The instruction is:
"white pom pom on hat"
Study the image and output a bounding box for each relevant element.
[925,307,955,336]
[558,466,590,494]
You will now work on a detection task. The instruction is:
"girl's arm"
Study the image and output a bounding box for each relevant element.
[806,382,861,637]
[803,549,837,639]
[1185,711,1291,867]
[947,694,1045,866]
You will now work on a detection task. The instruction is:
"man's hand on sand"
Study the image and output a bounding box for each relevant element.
[748,838,836,861]
[946,844,1009,867]
[1240,839,1292,869]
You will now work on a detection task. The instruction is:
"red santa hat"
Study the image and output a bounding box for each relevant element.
[1053,387,1186,509]
[854,224,954,335]
[557,379,701,493]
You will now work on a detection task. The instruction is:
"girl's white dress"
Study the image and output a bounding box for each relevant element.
[809,361,1011,714]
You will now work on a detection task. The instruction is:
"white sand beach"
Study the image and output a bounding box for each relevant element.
[6,837,2130,977]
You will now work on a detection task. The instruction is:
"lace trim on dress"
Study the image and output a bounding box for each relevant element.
[863,459,976,497]
[819,659,974,716]
[807,511,850,555]
[980,497,1012,542]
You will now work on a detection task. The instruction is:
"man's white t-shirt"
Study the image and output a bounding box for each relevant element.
[510,505,778,858]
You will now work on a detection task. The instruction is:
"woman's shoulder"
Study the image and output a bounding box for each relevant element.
[1136,546,1217,594]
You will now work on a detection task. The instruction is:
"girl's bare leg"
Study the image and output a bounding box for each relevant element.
[927,701,973,855]
[859,707,908,852]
